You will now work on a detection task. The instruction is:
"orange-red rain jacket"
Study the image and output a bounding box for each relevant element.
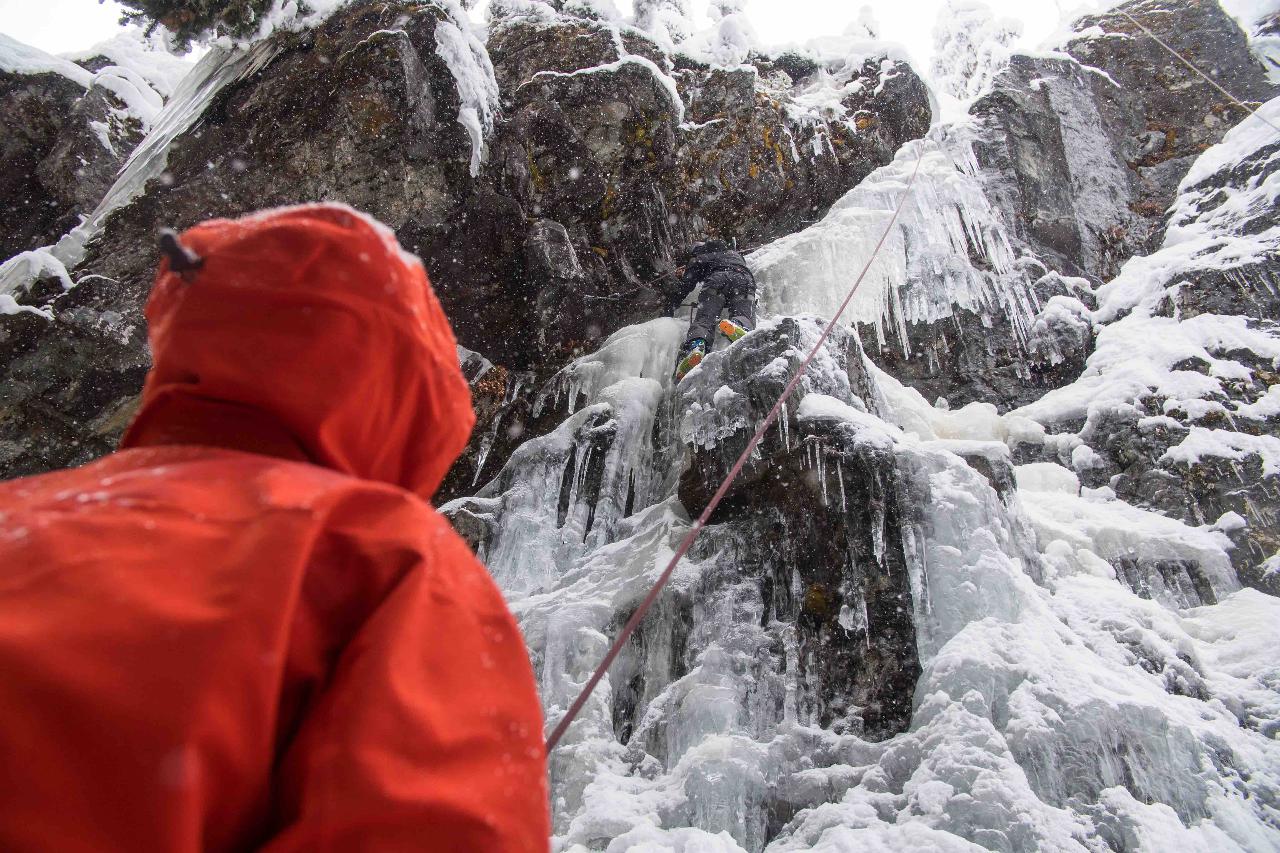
[0,204,549,852]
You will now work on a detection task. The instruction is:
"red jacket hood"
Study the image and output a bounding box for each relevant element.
[121,204,474,500]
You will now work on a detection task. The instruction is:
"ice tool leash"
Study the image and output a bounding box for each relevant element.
[544,146,926,752]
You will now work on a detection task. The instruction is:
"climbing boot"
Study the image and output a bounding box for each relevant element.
[674,338,706,382]
[718,318,749,343]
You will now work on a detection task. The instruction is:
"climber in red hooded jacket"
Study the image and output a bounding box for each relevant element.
[0,204,549,851]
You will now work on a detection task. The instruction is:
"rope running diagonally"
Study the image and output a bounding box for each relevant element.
[1117,9,1280,137]
[544,146,926,752]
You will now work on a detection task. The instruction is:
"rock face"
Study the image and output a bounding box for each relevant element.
[441,317,937,846]
[441,308,1262,850]
[435,2,1280,848]
[675,320,919,742]
[0,68,144,263]
[807,0,1276,416]
[0,0,929,484]
[1017,103,1280,595]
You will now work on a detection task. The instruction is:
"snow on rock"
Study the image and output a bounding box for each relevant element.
[434,1,502,176]
[1004,94,1280,588]
[930,0,1023,101]
[1014,96,1280,431]
[633,0,695,51]
[1093,97,1280,326]
[168,5,1280,849]
[62,28,194,99]
[531,54,685,125]
[1016,313,1280,426]
[0,29,193,131]
[0,249,74,300]
[1222,0,1280,82]
[1162,426,1280,477]
[1014,462,1079,494]
[0,41,282,296]
[0,33,94,86]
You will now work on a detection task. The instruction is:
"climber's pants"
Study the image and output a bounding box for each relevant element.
[687,270,755,344]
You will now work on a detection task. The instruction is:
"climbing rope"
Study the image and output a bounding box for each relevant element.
[1117,9,1280,136]
[544,147,926,752]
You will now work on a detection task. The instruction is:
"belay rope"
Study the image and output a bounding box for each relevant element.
[544,149,926,751]
[545,9,1280,753]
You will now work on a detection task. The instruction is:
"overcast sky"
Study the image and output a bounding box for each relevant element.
[0,0,1103,64]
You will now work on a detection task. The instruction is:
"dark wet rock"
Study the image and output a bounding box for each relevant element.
[476,15,929,367]
[971,55,1143,283]
[0,306,145,478]
[673,58,931,248]
[0,68,143,261]
[1070,0,1274,176]
[488,16,670,94]
[673,319,918,742]
[0,2,480,478]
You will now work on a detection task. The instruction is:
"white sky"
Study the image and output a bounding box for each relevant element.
[0,0,1102,65]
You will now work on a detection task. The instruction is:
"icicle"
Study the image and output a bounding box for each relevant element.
[818,445,829,506]
[860,594,871,650]
[871,497,886,567]
[837,457,847,514]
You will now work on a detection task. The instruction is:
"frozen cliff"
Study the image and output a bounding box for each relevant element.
[1,0,1279,850]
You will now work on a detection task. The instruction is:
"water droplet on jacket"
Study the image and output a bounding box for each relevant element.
[159,746,200,789]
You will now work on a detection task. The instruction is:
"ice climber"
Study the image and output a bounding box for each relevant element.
[0,204,550,852]
[668,240,756,381]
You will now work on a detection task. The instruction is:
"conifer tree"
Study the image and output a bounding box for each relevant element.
[115,0,277,49]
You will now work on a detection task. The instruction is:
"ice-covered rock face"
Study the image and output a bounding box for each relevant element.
[433,2,1280,847]
[0,0,930,484]
[445,308,1276,850]
[1017,95,1280,593]
[2,0,1280,849]
[750,0,1276,420]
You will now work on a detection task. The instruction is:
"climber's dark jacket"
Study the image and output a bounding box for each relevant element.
[660,236,747,311]
[665,241,756,343]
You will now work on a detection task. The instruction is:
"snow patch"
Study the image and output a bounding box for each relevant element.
[434,4,501,177]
